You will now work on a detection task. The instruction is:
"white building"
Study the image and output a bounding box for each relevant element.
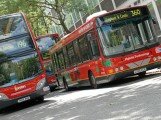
[52,0,161,40]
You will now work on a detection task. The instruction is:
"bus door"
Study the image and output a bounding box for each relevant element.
[63,44,79,85]
[73,31,100,82]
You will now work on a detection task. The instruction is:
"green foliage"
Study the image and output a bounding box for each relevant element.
[0,0,90,35]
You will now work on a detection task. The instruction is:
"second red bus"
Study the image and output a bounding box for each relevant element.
[36,34,59,90]
[49,5,161,90]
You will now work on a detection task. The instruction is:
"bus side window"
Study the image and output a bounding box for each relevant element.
[78,36,92,62]
[57,50,65,69]
[52,53,59,71]
[67,43,77,66]
[73,40,82,63]
[87,31,100,58]
[63,47,70,68]
[51,54,56,72]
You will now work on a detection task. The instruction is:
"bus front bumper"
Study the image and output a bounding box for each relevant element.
[0,86,50,110]
[96,61,161,84]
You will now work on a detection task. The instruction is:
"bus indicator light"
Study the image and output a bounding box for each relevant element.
[108,69,114,74]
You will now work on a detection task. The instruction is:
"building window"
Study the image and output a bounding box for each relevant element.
[114,0,128,7]
[156,0,161,19]
[87,0,99,7]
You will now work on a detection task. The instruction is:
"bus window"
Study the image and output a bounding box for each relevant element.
[73,40,82,63]
[51,54,57,72]
[87,31,100,57]
[78,36,92,61]
[98,13,157,56]
[0,16,27,37]
[138,20,156,44]
[57,50,65,69]
[63,47,70,68]
[54,53,60,71]
[44,61,54,75]
[67,43,77,66]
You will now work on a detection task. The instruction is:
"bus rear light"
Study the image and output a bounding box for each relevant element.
[36,78,46,90]
[108,69,114,74]
[0,93,8,100]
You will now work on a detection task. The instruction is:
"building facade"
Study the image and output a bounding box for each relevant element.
[52,0,161,39]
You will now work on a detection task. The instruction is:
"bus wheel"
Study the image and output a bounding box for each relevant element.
[138,71,146,77]
[63,77,69,91]
[89,72,97,89]
[36,96,44,102]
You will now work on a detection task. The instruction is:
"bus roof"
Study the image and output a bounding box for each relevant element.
[36,33,59,40]
[49,5,148,54]
[49,19,95,54]
[0,13,24,19]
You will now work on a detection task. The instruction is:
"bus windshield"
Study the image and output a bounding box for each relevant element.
[0,14,27,39]
[97,7,158,56]
[36,36,56,59]
[0,52,42,88]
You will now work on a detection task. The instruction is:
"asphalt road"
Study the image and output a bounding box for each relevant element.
[1,71,161,120]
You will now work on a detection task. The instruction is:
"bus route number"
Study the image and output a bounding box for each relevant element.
[131,9,141,17]
[17,40,27,48]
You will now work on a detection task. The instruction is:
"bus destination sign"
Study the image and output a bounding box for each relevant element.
[103,8,147,24]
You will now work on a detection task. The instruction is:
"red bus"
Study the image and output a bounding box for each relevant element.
[36,34,59,90]
[0,13,50,109]
[49,5,161,90]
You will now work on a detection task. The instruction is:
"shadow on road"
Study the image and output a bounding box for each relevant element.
[0,99,49,115]
[61,72,161,92]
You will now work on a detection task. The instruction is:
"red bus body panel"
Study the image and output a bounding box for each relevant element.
[0,74,45,100]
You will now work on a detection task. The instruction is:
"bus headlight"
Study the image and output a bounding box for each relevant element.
[0,93,8,100]
[120,66,124,71]
[153,57,157,61]
[36,78,46,90]
[115,68,119,72]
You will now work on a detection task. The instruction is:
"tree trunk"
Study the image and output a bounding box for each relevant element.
[60,20,71,34]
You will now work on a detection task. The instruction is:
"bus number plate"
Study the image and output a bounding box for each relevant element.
[18,96,30,103]
[134,68,147,74]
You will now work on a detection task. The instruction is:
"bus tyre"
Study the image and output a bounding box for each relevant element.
[89,72,97,89]
[138,71,146,77]
[36,96,44,102]
[63,77,69,91]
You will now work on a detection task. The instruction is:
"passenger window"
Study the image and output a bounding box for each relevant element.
[87,31,100,57]
[73,40,82,63]
[52,54,59,71]
[67,43,77,66]
[63,47,70,68]
[57,50,65,69]
[78,36,91,61]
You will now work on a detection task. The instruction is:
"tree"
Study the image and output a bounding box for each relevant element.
[26,0,89,34]
[0,0,89,35]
